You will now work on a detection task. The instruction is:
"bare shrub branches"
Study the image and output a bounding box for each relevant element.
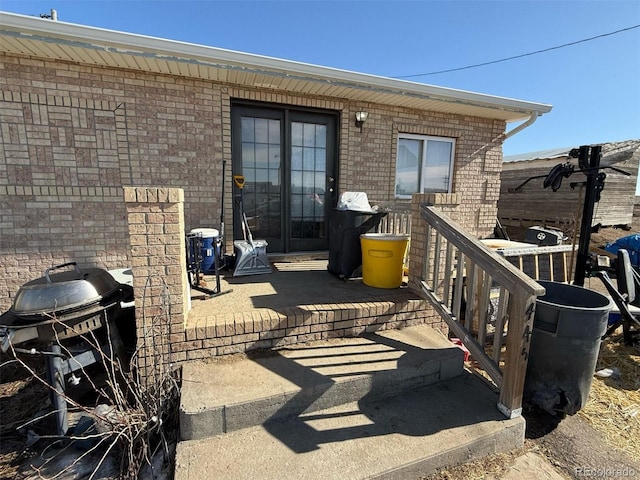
[2,274,180,480]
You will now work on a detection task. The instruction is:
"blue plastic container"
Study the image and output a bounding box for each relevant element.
[608,311,621,326]
[189,228,219,273]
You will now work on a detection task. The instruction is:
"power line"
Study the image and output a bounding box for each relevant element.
[394,24,640,79]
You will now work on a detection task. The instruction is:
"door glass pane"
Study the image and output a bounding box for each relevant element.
[268,119,280,143]
[291,170,302,194]
[303,124,315,146]
[315,149,326,172]
[291,193,303,218]
[255,143,269,168]
[291,146,303,170]
[303,147,315,170]
[395,138,422,197]
[315,125,327,148]
[291,121,327,239]
[254,119,269,143]
[291,122,303,146]
[241,116,281,239]
[269,145,280,169]
[242,143,255,169]
[241,118,254,142]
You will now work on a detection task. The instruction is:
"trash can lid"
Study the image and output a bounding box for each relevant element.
[337,192,375,212]
[189,228,219,238]
[536,280,611,310]
[360,233,409,241]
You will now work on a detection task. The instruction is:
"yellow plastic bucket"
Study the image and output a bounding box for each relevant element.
[360,233,410,288]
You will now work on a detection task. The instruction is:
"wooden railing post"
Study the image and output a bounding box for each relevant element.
[498,291,537,418]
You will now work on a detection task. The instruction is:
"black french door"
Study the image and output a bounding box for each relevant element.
[231,104,338,253]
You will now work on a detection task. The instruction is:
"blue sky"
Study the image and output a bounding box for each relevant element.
[1,1,639,158]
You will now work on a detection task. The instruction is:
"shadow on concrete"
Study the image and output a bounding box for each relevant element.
[253,331,501,454]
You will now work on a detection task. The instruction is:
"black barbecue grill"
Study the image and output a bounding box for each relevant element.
[0,263,135,436]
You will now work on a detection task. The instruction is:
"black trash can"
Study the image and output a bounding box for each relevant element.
[524,280,611,416]
[327,209,386,279]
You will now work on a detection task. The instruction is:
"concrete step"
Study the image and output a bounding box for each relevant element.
[179,324,464,441]
[175,372,525,480]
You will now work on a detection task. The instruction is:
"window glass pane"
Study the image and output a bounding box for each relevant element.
[423,140,453,193]
[395,138,421,197]
[395,136,454,197]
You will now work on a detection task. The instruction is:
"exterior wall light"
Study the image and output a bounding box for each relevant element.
[355,111,369,127]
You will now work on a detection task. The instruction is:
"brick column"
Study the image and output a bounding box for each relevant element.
[123,187,188,369]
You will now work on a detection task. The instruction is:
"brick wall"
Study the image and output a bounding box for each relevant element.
[0,52,504,309]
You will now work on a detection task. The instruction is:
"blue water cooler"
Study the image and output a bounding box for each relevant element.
[188,228,220,274]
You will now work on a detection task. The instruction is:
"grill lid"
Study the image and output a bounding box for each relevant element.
[10,263,122,316]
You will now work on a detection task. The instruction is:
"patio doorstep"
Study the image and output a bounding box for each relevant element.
[179,324,464,441]
[175,372,525,480]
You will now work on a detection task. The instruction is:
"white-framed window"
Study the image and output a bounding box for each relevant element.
[395,134,455,198]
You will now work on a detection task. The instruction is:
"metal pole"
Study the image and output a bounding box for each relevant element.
[47,343,69,435]
[573,145,602,286]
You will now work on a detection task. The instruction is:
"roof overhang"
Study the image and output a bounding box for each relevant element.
[0,12,552,122]
[504,139,640,165]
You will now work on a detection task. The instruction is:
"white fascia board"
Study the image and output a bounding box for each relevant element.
[0,11,552,119]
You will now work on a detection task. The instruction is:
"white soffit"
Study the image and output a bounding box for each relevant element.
[0,12,552,122]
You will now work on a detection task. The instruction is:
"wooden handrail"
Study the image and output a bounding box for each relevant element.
[421,205,543,296]
[418,204,545,418]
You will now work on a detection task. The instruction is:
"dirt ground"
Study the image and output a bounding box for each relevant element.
[2,220,639,480]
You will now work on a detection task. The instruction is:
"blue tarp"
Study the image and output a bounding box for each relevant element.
[604,234,640,267]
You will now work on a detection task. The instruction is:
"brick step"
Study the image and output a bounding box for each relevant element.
[181,296,434,360]
[179,324,463,441]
